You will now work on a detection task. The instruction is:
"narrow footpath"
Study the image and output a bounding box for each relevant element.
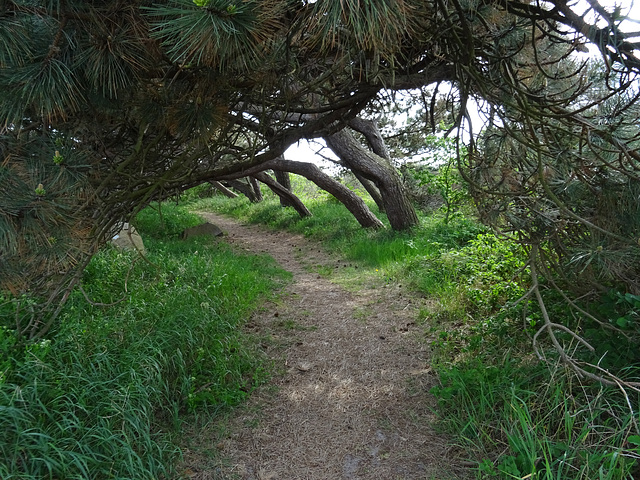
[180,212,467,480]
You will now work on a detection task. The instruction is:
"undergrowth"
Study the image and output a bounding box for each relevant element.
[0,202,289,479]
[193,180,640,479]
[190,186,483,269]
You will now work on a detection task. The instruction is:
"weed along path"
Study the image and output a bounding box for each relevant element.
[180,212,465,480]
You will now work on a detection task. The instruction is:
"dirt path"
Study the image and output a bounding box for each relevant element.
[180,212,466,480]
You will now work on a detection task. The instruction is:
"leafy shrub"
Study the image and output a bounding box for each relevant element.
[408,233,528,323]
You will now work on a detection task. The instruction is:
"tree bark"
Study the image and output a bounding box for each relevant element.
[210,181,239,198]
[348,118,391,160]
[253,172,312,218]
[264,158,385,229]
[224,178,259,202]
[325,127,418,231]
[249,176,263,202]
[352,170,385,212]
[344,118,388,212]
[274,169,293,207]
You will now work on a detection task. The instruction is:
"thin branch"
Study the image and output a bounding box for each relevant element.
[78,284,127,307]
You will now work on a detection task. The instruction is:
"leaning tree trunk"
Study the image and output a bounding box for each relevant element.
[352,170,385,212]
[253,172,312,218]
[249,176,263,202]
[326,127,418,231]
[264,158,385,229]
[274,170,293,207]
[210,181,239,198]
[224,178,259,202]
[345,117,411,217]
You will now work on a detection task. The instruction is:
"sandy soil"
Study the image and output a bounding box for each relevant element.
[179,212,468,480]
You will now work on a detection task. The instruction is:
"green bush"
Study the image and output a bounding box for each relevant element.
[406,233,528,330]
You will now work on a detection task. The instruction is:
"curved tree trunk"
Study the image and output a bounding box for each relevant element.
[325,128,418,231]
[253,172,312,218]
[224,178,259,202]
[346,118,389,212]
[265,158,385,229]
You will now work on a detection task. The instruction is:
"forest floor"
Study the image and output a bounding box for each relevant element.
[177,212,469,480]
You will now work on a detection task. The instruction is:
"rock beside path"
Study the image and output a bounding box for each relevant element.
[111,223,145,254]
[182,222,224,239]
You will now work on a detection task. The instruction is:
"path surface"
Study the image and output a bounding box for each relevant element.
[180,212,466,480]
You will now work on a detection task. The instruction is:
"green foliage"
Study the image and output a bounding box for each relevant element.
[594,291,640,335]
[408,233,527,322]
[0,204,288,479]
[134,201,203,238]
[0,134,96,339]
[0,325,16,384]
[403,136,471,222]
[582,290,640,370]
[145,0,280,71]
[303,0,416,71]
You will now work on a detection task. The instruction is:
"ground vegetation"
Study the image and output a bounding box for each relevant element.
[0,203,289,478]
[1,171,639,477]
[2,1,640,474]
[194,184,640,479]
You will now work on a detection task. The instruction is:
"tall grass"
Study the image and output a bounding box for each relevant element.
[0,202,289,479]
[433,360,640,479]
[192,179,640,479]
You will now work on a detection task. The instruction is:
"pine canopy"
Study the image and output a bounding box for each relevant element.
[1,0,640,342]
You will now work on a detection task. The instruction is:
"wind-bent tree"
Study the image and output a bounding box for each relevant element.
[2,0,640,383]
[326,125,419,230]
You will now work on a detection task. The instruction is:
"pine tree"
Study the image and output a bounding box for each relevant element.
[0,0,286,337]
[2,0,640,362]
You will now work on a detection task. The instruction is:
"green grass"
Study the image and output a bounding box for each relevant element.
[190,180,640,480]
[433,360,640,479]
[190,187,483,269]
[0,202,290,479]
